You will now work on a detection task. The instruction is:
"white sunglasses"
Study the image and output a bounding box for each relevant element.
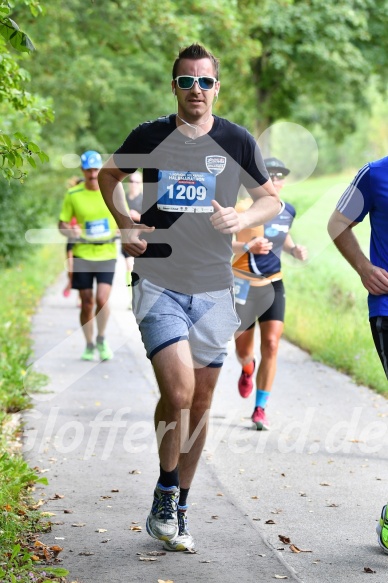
[174,75,217,91]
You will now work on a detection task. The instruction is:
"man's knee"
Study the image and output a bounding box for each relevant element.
[160,388,194,412]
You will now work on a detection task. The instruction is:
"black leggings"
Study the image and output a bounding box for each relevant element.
[370,316,388,379]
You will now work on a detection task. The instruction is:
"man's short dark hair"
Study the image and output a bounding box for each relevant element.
[172,43,219,79]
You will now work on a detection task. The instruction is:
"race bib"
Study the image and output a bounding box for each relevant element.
[234,277,251,305]
[85,218,110,238]
[157,170,215,213]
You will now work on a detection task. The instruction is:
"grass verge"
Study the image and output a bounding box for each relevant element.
[0,243,70,582]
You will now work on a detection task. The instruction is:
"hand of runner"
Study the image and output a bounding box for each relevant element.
[121,224,155,256]
[361,264,388,295]
[247,237,273,254]
[210,200,241,234]
[71,224,82,239]
[292,244,308,261]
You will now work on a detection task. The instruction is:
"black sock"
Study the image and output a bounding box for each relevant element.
[158,465,179,489]
[178,487,190,508]
[87,342,94,349]
[96,335,104,344]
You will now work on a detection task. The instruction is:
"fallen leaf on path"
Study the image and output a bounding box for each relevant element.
[145,551,166,556]
[52,493,64,499]
[216,492,224,496]
[96,529,107,533]
[251,495,259,499]
[50,545,63,557]
[71,523,86,527]
[320,482,331,487]
[290,544,312,553]
[274,576,288,579]
[100,495,112,499]
[271,509,282,514]
[41,512,56,517]
[64,509,73,514]
[211,515,219,519]
[326,503,339,508]
[129,469,141,474]
[79,551,94,556]
[130,525,142,531]
[111,489,119,492]
[265,520,276,524]
[158,580,174,583]
[278,535,291,544]
[252,517,261,521]
[101,539,111,543]
[139,556,157,561]
[200,560,212,563]
[364,567,376,573]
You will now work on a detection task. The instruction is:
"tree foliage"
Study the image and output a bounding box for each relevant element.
[248,0,388,141]
[21,0,388,156]
[0,0,52,181]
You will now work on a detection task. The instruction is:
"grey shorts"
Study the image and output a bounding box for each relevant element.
[132,278,241,367]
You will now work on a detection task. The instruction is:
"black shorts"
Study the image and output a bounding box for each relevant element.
[66,242,75,253]
[236,279,285,332]
[72,257,116,290]
[370,316,388,379]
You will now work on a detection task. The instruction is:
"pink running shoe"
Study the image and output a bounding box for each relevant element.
[252,406,269,431]
[238,359,256,398]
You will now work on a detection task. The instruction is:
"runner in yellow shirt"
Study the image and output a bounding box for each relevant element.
[58,150,118,361]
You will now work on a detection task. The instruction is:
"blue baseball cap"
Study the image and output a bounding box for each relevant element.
[80,150,102,170]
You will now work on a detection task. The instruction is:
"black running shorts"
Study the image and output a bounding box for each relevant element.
[370,316,388,379]
[72,257,116,290]
[236,279,285,332]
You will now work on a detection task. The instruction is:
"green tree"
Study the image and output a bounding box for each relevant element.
[0,0,52,181]
[244,0,388,143]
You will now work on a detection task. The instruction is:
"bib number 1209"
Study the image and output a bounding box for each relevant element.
[167,183,206,201]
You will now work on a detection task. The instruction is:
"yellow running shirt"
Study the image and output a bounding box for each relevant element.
[59,182,118,261]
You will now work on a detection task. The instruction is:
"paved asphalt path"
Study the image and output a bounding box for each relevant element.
[24,257,388,583]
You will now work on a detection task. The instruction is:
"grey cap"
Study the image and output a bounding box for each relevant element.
[264,157,290,177]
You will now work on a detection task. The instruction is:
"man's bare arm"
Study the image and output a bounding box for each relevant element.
[98,157,132,229]
[328,209,388,295]
[98,157,154,256]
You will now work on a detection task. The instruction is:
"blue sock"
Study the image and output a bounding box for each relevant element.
[255,389,270,409]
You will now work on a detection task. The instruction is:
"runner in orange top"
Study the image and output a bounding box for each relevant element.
[232,158,307,430]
